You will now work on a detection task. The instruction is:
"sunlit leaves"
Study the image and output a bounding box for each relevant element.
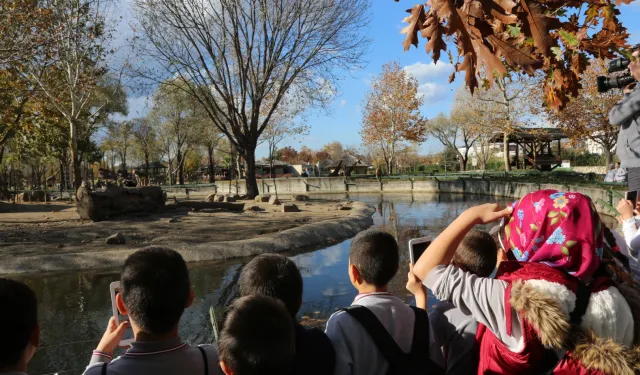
[397,0,633,110]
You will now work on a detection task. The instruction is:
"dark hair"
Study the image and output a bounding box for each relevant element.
[349,230,399,287]
[452,230,497,277]
[219,295,295,375]
[238,254,303,316]
[0,279,38,369]
[121,246,190,334]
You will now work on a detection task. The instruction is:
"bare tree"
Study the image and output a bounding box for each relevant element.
[132,117,157,177]
[133,0,371,198]
[426,113,478,171]
[105,121,135,171]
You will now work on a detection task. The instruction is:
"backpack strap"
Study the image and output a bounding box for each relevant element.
[197,346,209,375]
[411,306,446,375]
[409,306,430,355]
[338,306,405,373]
[101,363,107,375]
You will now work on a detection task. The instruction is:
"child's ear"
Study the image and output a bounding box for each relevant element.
[31,323,40,348]
[116,293,128,315]
[349,263,361,284]
[220,360,234,375]
[186,286,195,308]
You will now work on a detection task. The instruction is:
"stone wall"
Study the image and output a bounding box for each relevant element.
[573,166,607,175]
[165,176,619,217]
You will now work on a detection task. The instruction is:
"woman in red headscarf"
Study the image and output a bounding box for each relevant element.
[413,190,640,374]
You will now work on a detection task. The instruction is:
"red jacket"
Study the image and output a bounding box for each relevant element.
[475,262,639,375]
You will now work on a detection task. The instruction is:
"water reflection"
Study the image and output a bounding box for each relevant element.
[17,193,508,375]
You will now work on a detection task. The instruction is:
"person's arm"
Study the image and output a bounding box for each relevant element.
[424,264,523,351]
[325,313,353,375]
[609,86,640,126]
[413,203,512,281]
[88,317,128,366]
[406,263,427,310]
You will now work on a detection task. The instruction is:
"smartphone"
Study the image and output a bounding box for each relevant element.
[109,281,134,347]
[626,190,638,209]
[408,237,432,264]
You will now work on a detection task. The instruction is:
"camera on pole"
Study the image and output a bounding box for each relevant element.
[597,44,639,93]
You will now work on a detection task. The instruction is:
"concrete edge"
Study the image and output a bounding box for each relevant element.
[0,201,375,276]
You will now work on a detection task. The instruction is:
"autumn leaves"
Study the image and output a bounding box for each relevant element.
[398,0,634,110]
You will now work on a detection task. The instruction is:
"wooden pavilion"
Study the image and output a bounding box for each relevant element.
[490,128,568,171]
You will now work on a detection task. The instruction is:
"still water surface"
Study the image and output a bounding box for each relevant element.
[17,193,508,375]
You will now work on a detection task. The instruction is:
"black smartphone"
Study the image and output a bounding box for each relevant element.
[408,237,432,264]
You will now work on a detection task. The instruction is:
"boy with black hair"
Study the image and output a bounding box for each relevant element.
[325,229,444,375]
[218,295,296,375]
[83,246,222,375]
[238,253,335,375]
[0,279,39,375]
[407,230,498,375]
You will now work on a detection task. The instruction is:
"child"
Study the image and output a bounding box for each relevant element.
[407,230,497,375]
[414,191,638,374]
[218,295,296,375]
[238,253,335,375]
[83,246,222,375]
[0,279,39,375]
[325,229,443,375]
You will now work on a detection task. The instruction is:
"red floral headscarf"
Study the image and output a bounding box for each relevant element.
[501,190,603,281]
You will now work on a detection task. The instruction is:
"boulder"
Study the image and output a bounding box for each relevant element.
[105,233,126,245]
[292,194,309,202]
[268,196,281,205]
[205,193,216,202]
[16,192,28,202]
[30,190,47,202]
[255,195,271,203]
[247,205,262,212]
[223,195,236,203]
[282,203,300,213]
[213,194,225,202]
[338,205,352,211]
[77,186,165,222]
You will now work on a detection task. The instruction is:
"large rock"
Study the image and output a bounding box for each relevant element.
[282,203,300,213]
[255,195,271,203]
[269,195,281,205]
[77,186,165,222]
[106,233,126,245]
[16,190,48,203]
[292,194,309,202]
[246,205,262,212]
[205,193,216,202]
[223,195,236,203]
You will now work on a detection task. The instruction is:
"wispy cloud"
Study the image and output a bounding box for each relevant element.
[339,100,347,107]
[403,61,454,82]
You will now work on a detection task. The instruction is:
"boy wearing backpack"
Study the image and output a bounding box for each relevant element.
[325,230,444,375]
[407,230,498,375]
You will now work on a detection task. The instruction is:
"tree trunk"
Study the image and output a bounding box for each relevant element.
[244,148,259,199]
[503,133,511,171]
[69,120,82,195]
[208,146,215,183]
[177,152,185,185]
[603,146,613,167]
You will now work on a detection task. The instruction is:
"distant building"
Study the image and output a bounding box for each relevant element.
[323,155,372,176]
[291,163,316,177]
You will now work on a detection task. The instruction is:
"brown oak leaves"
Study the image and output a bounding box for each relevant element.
[398,0,633,110]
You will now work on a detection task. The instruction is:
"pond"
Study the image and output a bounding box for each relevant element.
[16,193,511,375]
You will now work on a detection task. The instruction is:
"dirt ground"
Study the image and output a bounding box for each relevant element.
[0,197,354,262]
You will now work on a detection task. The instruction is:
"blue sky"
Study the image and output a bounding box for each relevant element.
[113,1,640,159]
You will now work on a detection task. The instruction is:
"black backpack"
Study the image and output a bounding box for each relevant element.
[338,305,446,375]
